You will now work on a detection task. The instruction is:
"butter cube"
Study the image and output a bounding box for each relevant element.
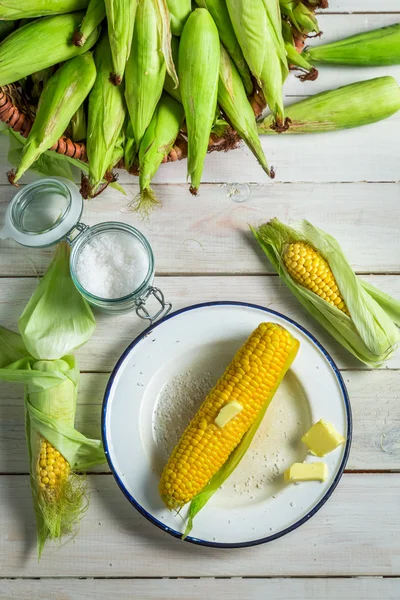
[301,419,345,457]
[284,462,328,483]
[215,400,243,428]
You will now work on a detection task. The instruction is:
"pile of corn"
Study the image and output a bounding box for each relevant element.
[0,1,399,209]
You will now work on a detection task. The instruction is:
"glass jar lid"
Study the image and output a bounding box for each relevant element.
[0,177,83,247]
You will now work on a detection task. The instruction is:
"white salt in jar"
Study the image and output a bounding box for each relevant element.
[0,178,171,321]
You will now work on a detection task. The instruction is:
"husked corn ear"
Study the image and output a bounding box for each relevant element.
[125,0,166,154]
[73,0,106,47]
[13,52,96,183]
[0,0,89,19]
[0,12,99,86]
[258,77,400,134]
[283,242,350,315]
[303,23,400,66]
[37,439,70,495]
[179,8,220,194]
[166,0,191,35]
[160,322,299,508]
[105,0,138,85]
[195,0,253,94]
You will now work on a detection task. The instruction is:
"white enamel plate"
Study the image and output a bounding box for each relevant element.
[102,302,351,548]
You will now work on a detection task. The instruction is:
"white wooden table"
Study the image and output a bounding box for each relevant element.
[0,3,400,598]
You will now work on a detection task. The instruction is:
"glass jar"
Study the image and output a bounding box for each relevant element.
[0,177,171,322]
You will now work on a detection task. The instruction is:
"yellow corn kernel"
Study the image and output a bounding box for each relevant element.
[159,322,299,508]
[283,242,350,316]
[37,438,70,496]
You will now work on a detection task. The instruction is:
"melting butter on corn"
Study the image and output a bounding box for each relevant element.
[302,419,345,457]
[284,462,328,483]
[214,400,243,428]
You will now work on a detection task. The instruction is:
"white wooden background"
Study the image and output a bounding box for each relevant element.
[0,3,399,598]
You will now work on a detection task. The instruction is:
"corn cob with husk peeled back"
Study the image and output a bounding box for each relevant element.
[258,76,400,134]
[85,34,125,197]
[303,23,400,66]
[166,0,191,35]
[218,44,272,178]
[179,8,220,195]
[282,20,318,81]
[10,52,96,184]
[0,12,99,86]
[73,0,106,47]
[195,0,253,95]
[125,0,167,158]
[252,219,400,367]
[280,0,320,36]
[160,322,299,509]
[105,0,138,85]
[133,93,184,213]
[226,0,289,130]
[0,0,89,19]
[0,243,105,557]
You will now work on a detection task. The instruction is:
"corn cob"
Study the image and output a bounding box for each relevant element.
[0,13,99,87]
[0,0,89,18]
[166,0,191,35]
[163,36,181,102]
[282,20,318,80]
[134,93,184,213]
[179,8,220,194]
[105,0,138,85]
[160,322,299,508]
[283,242,349,315]
[125,0,167,156]
[70,104,87,142]
[226,0,288,129]
[280,1,319,35]
[195,0,253,94]
[303,23,400,66]
[87,34,125,196]
[258,77,400,134]
[0,20,16,41]
[73,0,106,47]
[12,53,96,183]
[218,44,272,178]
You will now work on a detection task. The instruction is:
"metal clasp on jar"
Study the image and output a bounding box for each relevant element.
[135,287,172,324]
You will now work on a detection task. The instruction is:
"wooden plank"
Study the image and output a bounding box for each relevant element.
[0,275,399,371]
[1,577,400,600]
[324,1,400,12]
[1,182,399,276]
[0,474,398,576]
[0,369,399,473]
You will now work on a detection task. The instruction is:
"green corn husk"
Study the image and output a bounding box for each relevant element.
[163,36,181,102]
[109,125,126,171]
[166,0,191,35]
[0,12,99,86]
[105,0,138,85]
[133,93,184,214]
[280,1,319,35]
[258,76,400,134]
[87,34,125,195]
[226,0,288,129]
[125,0,167,155]
[218,44,272,177]
[30,66,56,99]
[179,8,220,194]
[73,0,106,47]
[303,23,400,66]
[282,20,318,80]
[123,120,136,171]
[13,52,96,183]
[0,19,16,40]
[195,0,253,94]
[0,243,105,557]
[70,104,87,142]
[0,0,89,19]
[251,218,400,367]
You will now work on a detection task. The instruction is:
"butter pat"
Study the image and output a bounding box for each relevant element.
[215,400,243,428]
[284,462,328,483]
[302,419,345,457]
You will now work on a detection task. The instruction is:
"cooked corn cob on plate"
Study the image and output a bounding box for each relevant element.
[102,302,351,546]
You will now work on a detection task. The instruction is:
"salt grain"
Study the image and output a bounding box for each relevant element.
[75,231,149,299]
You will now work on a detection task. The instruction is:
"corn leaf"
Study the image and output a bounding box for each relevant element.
[0,326,28,367]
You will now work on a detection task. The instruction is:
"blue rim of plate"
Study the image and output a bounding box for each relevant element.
[102,301,352,549]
